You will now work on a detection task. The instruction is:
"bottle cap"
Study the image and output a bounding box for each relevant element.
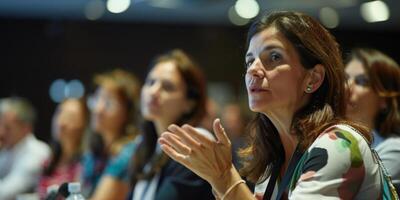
[68,182,81,193]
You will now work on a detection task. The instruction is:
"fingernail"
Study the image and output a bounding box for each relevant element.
[168,124,177,131]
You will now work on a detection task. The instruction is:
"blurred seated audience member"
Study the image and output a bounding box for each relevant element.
[82,69,140,200]
[0,97,50,200]
[128,49,213,200]
[221,103,249,169]
[37,98,89,199]
[200,98,220,132]
[345,48,400,192]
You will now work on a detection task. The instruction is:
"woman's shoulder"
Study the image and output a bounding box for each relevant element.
[311,124,371,149]
[304,123,373,169]
[290,124,381,199]
[110,134,138,156]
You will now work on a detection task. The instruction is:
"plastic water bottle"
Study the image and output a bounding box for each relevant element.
[66,182,85,200]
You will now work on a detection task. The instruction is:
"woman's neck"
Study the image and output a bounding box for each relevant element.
[153,120,171,137]
[265,111,298,172]
[350,114,376,130]
[103,130,118,149]
[60,140,78,164]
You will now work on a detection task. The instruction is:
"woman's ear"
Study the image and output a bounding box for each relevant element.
[304,64,325,93]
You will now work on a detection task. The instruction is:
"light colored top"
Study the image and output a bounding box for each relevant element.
[132,144,162,200]
[0,134,50,200]
[374,136,400,191]
[255,124,382,200]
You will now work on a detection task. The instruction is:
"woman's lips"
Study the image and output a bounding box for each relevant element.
[147,100,160,109]
[249,86,268,93]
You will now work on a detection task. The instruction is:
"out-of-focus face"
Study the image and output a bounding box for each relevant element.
[345,59,381,125]
[0,111,29,149]
[221,104,244,137]
[52,99,86,147]
[245,27,309,115]
[141,61,192,126]
[90,86,127,136]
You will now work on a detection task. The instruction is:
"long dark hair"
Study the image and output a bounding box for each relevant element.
[43,98,88,176]
[348,48,400,137]
[130,49,207,186]
[239,11,370,183]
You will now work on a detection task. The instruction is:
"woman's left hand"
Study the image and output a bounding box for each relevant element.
[158,118,234,187]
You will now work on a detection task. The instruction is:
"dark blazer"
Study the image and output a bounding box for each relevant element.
[154,159,213,200]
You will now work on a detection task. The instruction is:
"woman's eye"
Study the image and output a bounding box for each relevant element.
[245,59,254,69]
[145,78,155,86]
[270,52,282,62]
[355,75,370,86]
[162,81,176,92]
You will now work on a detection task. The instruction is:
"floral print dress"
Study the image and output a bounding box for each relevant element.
[255,124,383,200]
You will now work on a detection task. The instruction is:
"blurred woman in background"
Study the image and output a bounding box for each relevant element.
[129,49,213,200]
[37,98,88,199]
[82,69,140,200]
[345,48,400,192]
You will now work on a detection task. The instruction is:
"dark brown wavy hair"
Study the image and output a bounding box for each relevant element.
[130,49,207,185]
[239,11,370,183]
[347,48,400,137]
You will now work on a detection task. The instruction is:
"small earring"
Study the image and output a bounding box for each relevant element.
[306,85,312,93]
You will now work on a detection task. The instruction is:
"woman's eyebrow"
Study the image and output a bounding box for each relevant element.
[246,45,284,58]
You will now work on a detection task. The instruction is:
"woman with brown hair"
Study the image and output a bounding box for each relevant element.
[37,98,88,199]
[128,49,213,200]
[158,11,398,199]
[345,48,400,192]
[81,69,140,200]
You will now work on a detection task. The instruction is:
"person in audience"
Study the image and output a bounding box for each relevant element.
[158,11,397,199]
[129,49,213,200]
[345,48,400,193]
[37,98,89,199]
[221,103,249,169]
[81,69,140,200]
[0,97,50,200]
[200,98,220,132]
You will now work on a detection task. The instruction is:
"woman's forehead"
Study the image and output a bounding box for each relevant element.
[345,59,366,75]
[247,27,291,54]
[149,62,185,83]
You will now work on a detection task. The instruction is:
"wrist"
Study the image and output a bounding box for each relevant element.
[211,165,242,196]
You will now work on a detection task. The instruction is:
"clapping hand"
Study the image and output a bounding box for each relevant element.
[158,118,233,185]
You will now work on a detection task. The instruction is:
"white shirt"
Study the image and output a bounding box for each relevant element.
[0,134,50,200]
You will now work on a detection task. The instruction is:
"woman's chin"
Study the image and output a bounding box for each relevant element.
[249,105,263,113]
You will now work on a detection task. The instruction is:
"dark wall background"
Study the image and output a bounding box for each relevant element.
[1,17,399,142]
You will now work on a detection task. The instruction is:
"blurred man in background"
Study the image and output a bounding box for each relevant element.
[0,97,50,200]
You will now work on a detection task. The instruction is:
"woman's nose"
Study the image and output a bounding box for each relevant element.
[247,59,265,78]
[149,82,162,96]
[93,98,106,114]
